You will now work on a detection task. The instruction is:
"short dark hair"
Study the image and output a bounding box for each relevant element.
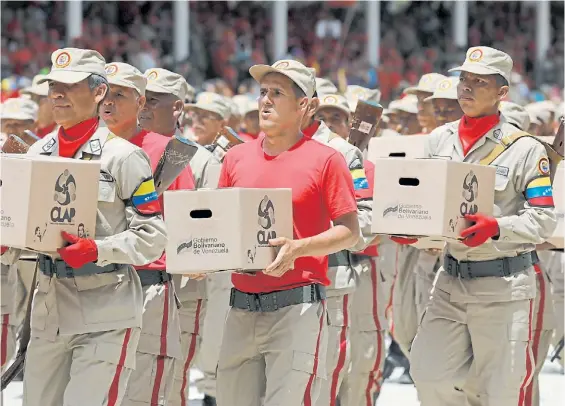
[292,82,306,99]
[87,74,109,113]
[494,74,509,87]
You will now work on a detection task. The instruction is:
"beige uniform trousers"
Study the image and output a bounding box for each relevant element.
[1,263,16,372]
[541,250,564,367]
[123,280,183,406]
[390,246,420,356]
[339,257,387,406]
[217,300,327,406]
[376,241,399,325]
[23,327,141,406]
[169,278,207,406]
[414,251,440,323]
[195,272,232,398]
[316,294,351,406]
[411,268,536,406]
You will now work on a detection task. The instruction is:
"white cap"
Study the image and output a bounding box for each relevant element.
[0,98,39,121]
[449,46,513,83]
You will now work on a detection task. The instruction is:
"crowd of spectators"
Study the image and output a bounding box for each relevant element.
[1,1,563,103]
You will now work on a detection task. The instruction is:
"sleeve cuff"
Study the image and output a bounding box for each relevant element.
[496,217,513,242]
[94,240,112,266]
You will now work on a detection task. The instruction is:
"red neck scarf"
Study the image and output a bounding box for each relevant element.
[458,114,499,156]
[58,118,99,158]
[37,123,57,138]
[130,128,149,148]
[302,120,321,139]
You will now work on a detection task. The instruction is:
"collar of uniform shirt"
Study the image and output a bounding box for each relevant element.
[458,113,500,156]
[57,117,99,158]
[302,120,321,139]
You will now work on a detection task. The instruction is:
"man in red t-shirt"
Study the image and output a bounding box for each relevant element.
[215,60,360,406]
[102,62,195,406]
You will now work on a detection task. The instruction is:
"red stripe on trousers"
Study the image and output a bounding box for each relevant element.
[518,299,535,406]
[387,246,400,336]
[524,264,546,406]
[107,328,132,406]
[151,282,170,405]
[304,299,326,406]
[365,259,383,405]
[329,295,349,406]
[180,299,202,406]
[1,314,9,367]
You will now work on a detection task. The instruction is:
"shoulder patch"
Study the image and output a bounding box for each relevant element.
[99,171,114,183]
[493,129,503,141]
[495,165,509,177]
[131,177,161,215]
[350,168,368,190]
[537,157,550,175]
[349,157,363,171]
[525,176,554,207]
[42,138,56,152]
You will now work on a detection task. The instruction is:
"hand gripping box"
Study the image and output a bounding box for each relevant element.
[548,161,564,248]
[0,154,100,251]
[371,158,496,241]
[164,188,293,274]
[367,135,429,163]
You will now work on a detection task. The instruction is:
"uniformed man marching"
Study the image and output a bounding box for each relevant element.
[401,46,557,406]
[1,48,167,406]
[102,61,195,406]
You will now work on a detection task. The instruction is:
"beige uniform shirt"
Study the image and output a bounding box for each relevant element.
[311,121,378,296]
[1,127,167,337]
[426,117,557,302]
[188,141,222,189]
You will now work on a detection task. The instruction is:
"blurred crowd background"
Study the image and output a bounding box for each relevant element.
[1,1,564,104]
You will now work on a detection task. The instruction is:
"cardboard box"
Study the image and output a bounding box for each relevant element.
[367,135,428,163]
[164,188,293,274]
[0,154,100,251]
[371,158,496,240]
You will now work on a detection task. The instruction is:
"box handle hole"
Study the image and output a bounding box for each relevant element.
[190,209,212,218]
[389,152,406,157]
[399,177,420,186]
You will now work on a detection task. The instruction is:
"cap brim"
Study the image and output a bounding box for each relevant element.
[249,65,311,98]
[448,64,502,77]
[37,70,90,85]
[316,104,351,116]
[424,94,458,102]
[0,113,35,121]
[185,104,225,119]
[107,78,144,96]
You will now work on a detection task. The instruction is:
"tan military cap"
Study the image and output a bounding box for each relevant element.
[525,102,552,125]
[315,78,338,97]
[317,94,351,116]
[105,62,147,96]
[392,95,418,114]
[424,77,459,102]
[345,85,381,111]
[239,98,259,117]
[500,101,530,131]
[404,73,447,95]
[449,46,513,83]
[0,98,39,121]
[38,48,106,84]
[186,92,231,119]
[21,74,49,97]
[249,60,316,98]
[144,68,194,101]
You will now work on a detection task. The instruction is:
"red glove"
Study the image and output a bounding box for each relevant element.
[391,236,419,245]
[56,231,98,269]
[460,214,499,248]
[1,246,8,255]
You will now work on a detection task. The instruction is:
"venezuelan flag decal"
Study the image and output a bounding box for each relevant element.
[351,168,369,191]
[525,176,554,207]
[132,178,161,215]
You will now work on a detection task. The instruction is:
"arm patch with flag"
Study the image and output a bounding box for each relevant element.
[350,168,369,191]
[525,176,554,207]
[131,177,161,215]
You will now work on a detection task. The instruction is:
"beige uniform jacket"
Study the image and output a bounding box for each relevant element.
[1,127,167,337]
[312,121,378,296]
[426,117,557,303]
[188,141,222,189]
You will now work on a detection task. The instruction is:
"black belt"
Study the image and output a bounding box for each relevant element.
[444,251,535,279]
[38,255,120,278]
[329,251,370,267]
[229,284,326,312]
[137,270,171,286]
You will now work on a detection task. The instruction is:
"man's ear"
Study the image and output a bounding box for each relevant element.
[173,99,184,120]
[498,85,509,101]
[137,95,146,112]
[94,84,108,104]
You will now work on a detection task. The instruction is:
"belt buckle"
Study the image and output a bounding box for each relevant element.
[501,258,511,277]
[459,261,472,279]
[446,257,459,277]
[247,293,261,311]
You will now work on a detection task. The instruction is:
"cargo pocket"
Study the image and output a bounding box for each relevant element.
[30,274,51,331]
[74,271,136,325]
[356,313,379,332]
[326,307,346,327]
[506,322,531,388]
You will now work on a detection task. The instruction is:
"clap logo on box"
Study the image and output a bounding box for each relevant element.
[460,170,479,216]
[50,170,77,224]
[257,195,276,246]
